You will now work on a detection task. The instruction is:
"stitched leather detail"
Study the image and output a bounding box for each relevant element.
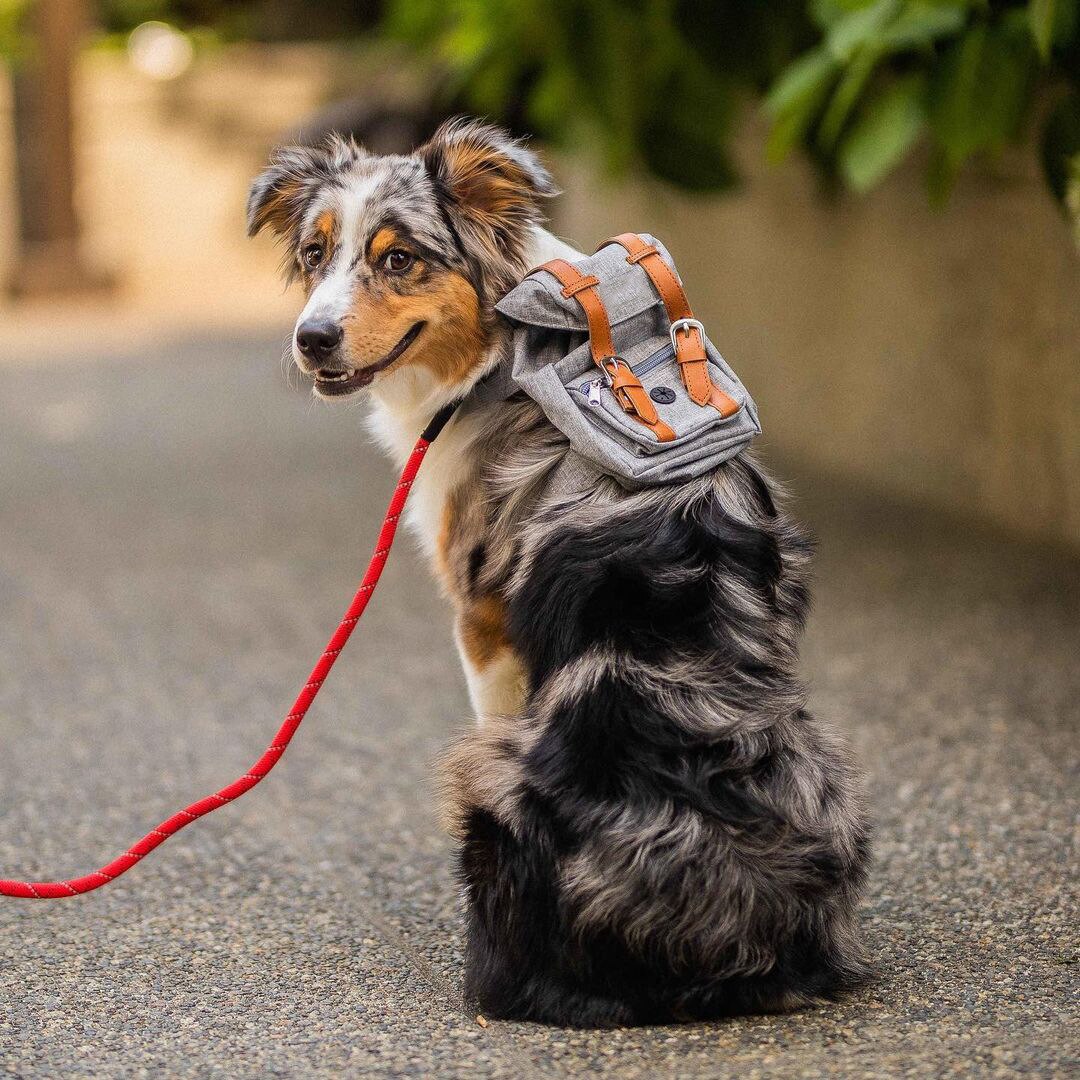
[646,416,677,442]
[534,259,675,443]
[604,362,676,441]
[533,260,616,365]
[600,233,717,408]
[560,274,601,298]
[708,384,740,418]
[606,362,659,425]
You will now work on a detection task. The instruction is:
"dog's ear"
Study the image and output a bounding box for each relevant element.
[247,138,356,241]
[420,118,558,263]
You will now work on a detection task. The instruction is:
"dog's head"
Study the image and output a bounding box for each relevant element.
[247,118,556,399]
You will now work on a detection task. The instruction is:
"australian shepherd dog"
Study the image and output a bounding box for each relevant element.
[248,118,872,1027]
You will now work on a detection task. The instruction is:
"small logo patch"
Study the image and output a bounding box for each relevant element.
[650,386,676,404]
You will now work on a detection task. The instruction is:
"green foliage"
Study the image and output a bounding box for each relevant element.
[385,0,1080,223]
[384,0,812,192]
[764,0,1078,207]
[0,0,30,63]
[839,73,927,191]
[5,0,1077,221]
[1042,89,1080,199]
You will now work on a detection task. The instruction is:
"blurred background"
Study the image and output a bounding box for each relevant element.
[1,5,1078,1075]
[1,0,1078,545]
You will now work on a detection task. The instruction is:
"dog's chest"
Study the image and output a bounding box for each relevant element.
[366,399,487,575]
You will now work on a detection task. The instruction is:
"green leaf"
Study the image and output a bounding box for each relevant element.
[825,0,901,60]
[839,74,927,191]
[765,46,839,117]
[928,23,1037,169]
[765,45,841,164]
[879,3,968,51]
[1028,0,1080,55]
[1029,0,1056,59]
[810,0,852,32]
[817,44,882,150]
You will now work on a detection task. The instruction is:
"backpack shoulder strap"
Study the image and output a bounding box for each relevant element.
[598,234,737,417]
[529,259,675,443]
[530,259,616,367]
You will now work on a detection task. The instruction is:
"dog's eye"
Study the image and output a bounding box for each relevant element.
[302,244,323,270]
[383,249,414,273]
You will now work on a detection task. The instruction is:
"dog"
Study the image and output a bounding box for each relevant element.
[248,118,872,1027]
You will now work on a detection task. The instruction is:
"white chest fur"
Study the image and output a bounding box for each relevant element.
[365,227,583,563]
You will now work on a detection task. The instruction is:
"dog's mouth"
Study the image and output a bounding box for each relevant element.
[311,322,425,397]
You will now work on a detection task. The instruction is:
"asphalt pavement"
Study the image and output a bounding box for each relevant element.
[0,333,1075,1078]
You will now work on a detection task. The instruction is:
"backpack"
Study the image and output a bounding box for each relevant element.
[490,233,761,489]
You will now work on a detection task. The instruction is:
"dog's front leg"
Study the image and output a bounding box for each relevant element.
[453,596,528,725]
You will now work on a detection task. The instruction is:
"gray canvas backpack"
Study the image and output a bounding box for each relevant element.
[490,232,760,489]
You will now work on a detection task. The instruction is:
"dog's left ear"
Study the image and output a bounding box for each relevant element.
[247,138,357,241]
[420,118,558,263]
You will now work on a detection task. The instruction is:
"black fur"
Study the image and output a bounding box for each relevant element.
[455,476,871,1026]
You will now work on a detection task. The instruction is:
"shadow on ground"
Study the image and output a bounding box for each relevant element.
[0,334,1075,1077]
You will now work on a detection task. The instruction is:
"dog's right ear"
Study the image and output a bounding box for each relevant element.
[246,139,353,240]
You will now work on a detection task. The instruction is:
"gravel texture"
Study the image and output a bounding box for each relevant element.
[0,334,1076,1078]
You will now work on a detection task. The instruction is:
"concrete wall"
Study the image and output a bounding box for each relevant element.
[553,128,1080,551]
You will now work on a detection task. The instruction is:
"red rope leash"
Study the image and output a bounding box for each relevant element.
[1,406,455,900]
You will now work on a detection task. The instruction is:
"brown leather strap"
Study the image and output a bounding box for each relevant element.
[534,259,615,367]
[531,260,676,443]
[607,360,672,436]
[599,234,738,418]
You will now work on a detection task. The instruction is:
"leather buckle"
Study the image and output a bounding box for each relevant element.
[669,317,706,353]
[601,356,630,380]
[601,357,640,415]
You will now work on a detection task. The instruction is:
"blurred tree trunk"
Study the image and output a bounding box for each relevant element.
[7,0,111,297]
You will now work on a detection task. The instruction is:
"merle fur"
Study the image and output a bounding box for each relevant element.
[449,441,873,1027]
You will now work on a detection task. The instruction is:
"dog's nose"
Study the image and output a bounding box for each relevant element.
[296,320,343,364]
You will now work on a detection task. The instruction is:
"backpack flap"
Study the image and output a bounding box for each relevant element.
[495,234,761,489]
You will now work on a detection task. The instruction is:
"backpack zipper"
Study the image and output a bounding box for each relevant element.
[632,342,676,378]
[573,343,678,407]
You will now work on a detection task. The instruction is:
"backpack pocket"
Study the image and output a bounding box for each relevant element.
[559,329,756,460]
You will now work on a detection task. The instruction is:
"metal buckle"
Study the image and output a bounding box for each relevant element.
[669,317,705,352]
[600,357,637,415]
[600,356,630,383]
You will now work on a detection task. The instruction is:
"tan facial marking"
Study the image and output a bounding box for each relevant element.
[369,227,401,262]
[343,269,485,384]
[313,209,336,241]
[413,272,486,384]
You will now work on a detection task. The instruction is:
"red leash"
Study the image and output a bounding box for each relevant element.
[0,404,457,899]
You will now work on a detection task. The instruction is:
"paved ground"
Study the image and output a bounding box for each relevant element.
[0,334,1075,1078]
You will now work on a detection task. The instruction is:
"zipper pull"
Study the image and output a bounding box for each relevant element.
[587,378,604,407]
